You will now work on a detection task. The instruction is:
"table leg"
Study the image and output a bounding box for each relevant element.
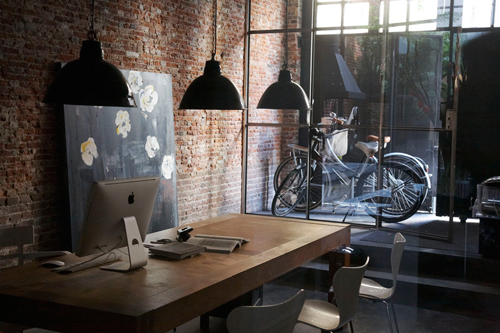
[200,314,210,332]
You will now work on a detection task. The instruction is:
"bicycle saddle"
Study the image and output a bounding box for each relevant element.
[355,141,379,156]
[355,135,391,156]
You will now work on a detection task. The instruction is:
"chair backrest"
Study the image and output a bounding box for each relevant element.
[389,232,406,296]
[226,289,306,333]
[333,256,370,327]
[0,226,34,267]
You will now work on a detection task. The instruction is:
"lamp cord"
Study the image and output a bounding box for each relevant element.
[88,0,97,40]
[211,0,218,60]
[283,0,289,71]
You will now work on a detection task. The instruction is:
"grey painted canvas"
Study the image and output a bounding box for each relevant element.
[64,71,178,250]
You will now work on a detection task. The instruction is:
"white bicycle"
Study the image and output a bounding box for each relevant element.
[271,115,431,222]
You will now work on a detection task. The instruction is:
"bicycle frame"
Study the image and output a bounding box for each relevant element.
[285,129,429,215]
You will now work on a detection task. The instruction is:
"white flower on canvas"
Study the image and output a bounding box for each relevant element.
[115,110,131,138]
[139,85,159,113]
[128,71,143,94]
[81,137,98,166]
[162,155,175,179]
[145,135,160,158]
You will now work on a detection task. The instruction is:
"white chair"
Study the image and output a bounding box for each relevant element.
[226,289,305,333]
[359,232,406,333]
[297,257,369,333]
[1,225,69,333]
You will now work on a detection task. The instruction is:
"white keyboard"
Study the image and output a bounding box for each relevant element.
[53,254,122,273]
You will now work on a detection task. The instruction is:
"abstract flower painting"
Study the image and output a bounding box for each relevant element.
[115,110,131,138]
[128,71,143,94]
[145,135,160,158]
[64,70,177,250]
[139,85,159,116]
[81,137,98,166]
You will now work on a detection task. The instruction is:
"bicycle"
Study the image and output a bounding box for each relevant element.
[271,114,431,222]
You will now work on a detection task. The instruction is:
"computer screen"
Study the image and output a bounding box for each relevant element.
[76,176,160,271]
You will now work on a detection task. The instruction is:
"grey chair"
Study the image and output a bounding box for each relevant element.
[226,289,305,333]
[1,225,69,333]
[297,257,369,333]
[359,232,406,333]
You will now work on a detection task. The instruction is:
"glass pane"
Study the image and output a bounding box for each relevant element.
[245,125,306,218]
[344,2,370,27]
[409,22,438,30]
[437,0,452,28]
[306,33,451,231]
[317,30,342,35]
[344,28,370,33]
[462,0,493,28]
[317,4,342,28]
[389,0,408,24]
[409,0,438,22]
[389,25,408,32]
[393,35,443,128]
[248,32,309,123]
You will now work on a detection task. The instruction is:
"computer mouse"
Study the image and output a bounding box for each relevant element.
[41,260,66,268]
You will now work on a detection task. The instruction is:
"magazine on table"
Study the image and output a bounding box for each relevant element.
[185,234,250,254]
[148,241,206,260]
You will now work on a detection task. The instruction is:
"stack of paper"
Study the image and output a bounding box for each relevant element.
[148,241,205,260]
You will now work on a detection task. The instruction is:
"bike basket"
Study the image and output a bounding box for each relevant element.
[324,129,349,157]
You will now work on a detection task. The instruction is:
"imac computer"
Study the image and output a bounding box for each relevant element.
[76,176,160,272]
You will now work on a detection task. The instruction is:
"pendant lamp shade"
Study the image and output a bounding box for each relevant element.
[257,0,310,110]
[179,0,245,110]
[43,39,136,107]
[257,69,310,110]
[179,58,245,110]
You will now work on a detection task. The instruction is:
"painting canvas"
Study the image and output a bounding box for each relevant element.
[64,70,178,250]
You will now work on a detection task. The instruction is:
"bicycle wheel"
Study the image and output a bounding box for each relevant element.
[355,164,421,223]
[274,155,308,191]
[293,161,329,211]
[274,156,328,212]
[271,166,307,216]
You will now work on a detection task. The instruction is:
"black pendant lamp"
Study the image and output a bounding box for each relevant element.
[257,0,310,110]
[43,0,136,107]
[179,0,245,110]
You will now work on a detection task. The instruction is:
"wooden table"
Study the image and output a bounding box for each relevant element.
[0,214,350,333]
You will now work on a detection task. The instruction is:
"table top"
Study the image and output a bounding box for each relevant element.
[0,214,350,333]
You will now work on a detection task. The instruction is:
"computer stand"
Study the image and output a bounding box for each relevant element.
[101,216,148,272]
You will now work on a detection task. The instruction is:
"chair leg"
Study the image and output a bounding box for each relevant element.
[349,320,354,333]
[383,301,394,333]
[390,301,400,333]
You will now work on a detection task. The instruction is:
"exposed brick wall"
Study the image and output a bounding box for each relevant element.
[0,0,262,263]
